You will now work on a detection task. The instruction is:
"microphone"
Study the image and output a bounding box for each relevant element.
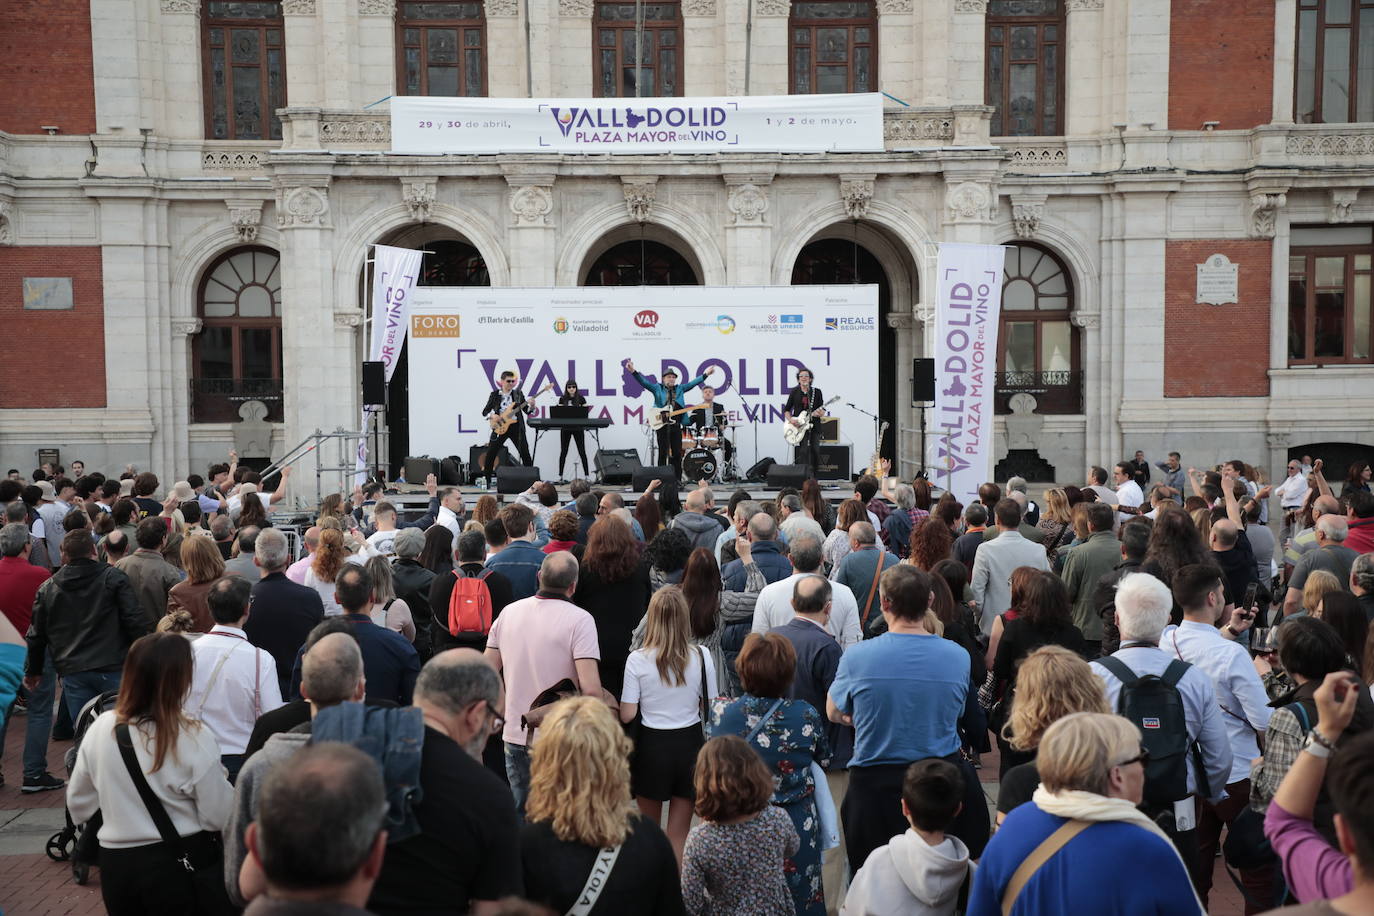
[847,402,858,408]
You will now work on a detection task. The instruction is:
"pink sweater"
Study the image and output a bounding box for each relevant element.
[1265,800,1352,902]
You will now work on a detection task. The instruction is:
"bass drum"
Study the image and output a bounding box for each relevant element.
[683,448,717,482]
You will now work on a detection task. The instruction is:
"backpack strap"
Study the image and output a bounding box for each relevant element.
[1160,658,1213,801]
[1160,658,1191,689]
[1000,819,1092,915]
[1093,656,1139,711]
[1289,699,1313,733]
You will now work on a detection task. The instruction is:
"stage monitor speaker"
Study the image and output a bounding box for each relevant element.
[813,444,852,480]
[439,455,464,486]
[746,457,776,482]
[497,465,540,494]
[403,455,438,484]
[767,464,809,489]
[595,448,642,484]
[912,357,936,404]
[362,361,386,407]
[632,465,677,492]
[469,444,515,483]
[816,417,840,444]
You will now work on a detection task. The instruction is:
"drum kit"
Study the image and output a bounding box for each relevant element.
[680,423,737,482]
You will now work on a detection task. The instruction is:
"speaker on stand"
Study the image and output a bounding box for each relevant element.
[911,357,936,480]
[362,361,386,482]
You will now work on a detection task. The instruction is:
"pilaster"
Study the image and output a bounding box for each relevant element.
[504,169,557,286]
[722,173,773,286]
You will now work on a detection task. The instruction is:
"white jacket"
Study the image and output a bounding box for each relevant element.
[840,830,973,916]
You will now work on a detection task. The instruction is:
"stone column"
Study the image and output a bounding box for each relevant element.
[1273,0,1297,124]
[552,0,592,95]
[484,0,526,96]
[283,0,322,109]
[683,0,723,96]
[877,1,917,104]
[722,175,772,286]
[156,0,205,140]
[886,310,918,477]
[504,170,557,286]
[749,0,791,95]
[1064,0,1105,137]
[946,0,984,107]
[358,0,398,105]
[1125,0,1169,129]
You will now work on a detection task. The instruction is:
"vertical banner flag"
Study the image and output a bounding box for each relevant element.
[358,245,424,481]
[930,243,1007,505]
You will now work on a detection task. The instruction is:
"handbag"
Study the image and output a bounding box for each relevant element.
[114,723,235,915]
[697,645,711,738]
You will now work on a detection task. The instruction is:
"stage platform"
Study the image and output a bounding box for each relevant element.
[379,479,860,511]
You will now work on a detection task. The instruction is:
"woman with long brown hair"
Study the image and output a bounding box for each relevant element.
[67,633,235,915]
[983,565,1042,671]
[167,535,226,633]
[303,527,348,616]
[574,516,652,699]
[236,489,269,529]
[800,478,833,535]
[675,544,763,698]
[822,498,867,577]
[635,491,664,540]
[417,523,454,578]
[907,517,953,571]
[471,493,500,526]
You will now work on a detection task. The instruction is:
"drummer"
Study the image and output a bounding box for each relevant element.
[689,386,726,435]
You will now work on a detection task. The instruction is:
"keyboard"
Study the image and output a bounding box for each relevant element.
[528,417,613,430]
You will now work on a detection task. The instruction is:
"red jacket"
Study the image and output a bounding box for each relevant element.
[1348,515,1374,555]
[0,555,51,634]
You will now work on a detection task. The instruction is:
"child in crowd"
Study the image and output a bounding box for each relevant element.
[681,736,798,916]
[841,758,975,916]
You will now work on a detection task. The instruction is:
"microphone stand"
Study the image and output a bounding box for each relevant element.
[847,402,883,478]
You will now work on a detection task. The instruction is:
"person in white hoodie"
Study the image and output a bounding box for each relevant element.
[841,758,974,916]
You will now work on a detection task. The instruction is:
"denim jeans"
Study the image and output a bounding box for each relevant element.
[24,653,58,778]
[504,741,531,817]
[62,670,122,724]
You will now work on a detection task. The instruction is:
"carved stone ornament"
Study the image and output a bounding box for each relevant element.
[754,0,792,16]
[401,178,437,222]
[558,0,593,15]
[1330,188,1359,224]
[915,303,936,325]
[884,312,914,330]
[281,0,316,14]
[1070,311,1100,330]
[228,206,262,242]
[727,183,769,224]
[1267,431,1292,450]
[485,0,518,15]
[359,0,396,14]
[1249,192,1286,240]
[877,0,914,11]
[953,0,987,12]
[946,182,992,222]
[682,0,716,14]
[277,186,330,228]
[159,0,197,12]
[1011,200,1044,239]
[840,177,874,220]
[334,311,364,328]
[0,199,12,246]
[171,317,203,336]
[509,185,553,226]
[1065,0,1104,9]
[622,177,657,223]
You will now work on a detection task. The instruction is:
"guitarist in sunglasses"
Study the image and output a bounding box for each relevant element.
[625,359,714,479]
[480,370,537,488]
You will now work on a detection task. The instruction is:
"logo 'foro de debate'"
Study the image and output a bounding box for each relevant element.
[634,310,659,328]
[553,317,569,334]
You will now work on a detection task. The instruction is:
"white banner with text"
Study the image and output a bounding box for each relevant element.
[360,245,424,480]
[390,94,884,154]
[405,286,880,477]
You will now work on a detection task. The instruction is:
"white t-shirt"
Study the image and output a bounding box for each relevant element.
[622,645,718,730]
[367,528,398,557]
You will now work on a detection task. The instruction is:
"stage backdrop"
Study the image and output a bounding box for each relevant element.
[406,286,880,479]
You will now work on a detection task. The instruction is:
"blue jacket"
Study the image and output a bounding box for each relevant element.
[484,539,546,602]
[311,702,426,844]
[287,615,420,706]
[722,540,791,591]
[631,369,706,409]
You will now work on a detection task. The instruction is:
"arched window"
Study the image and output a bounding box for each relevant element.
[997,243,1080,414]
[397,1,487,97]
[986,0,1064,136]
[192,247,282,423]
[203,1,287,140]
[594,1,683,97]
[1296,0,1374,123]
[583,240,698,285]
[420,239,491,286]
[789,1,876,94]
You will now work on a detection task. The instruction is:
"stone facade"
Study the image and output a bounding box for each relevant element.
[1,0,1372,495]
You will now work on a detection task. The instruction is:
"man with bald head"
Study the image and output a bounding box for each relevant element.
[723,511,793,590]
[836,521,900,636]
[484,551,601,814]
[1209,517,1258,613]
[1285,493,1341,574]
[670,486,722,552]
[286,525,321,584]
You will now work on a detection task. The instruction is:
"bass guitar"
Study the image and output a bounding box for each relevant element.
[647,402,706,431]
[782,395,841,446]
[488,383,553,436]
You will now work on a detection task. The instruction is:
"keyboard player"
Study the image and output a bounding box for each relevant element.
[556,380,589,480]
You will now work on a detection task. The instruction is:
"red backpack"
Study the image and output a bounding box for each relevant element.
[447,568,495,637]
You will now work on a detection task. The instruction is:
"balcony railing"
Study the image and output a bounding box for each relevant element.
[190,379,284,424]
[994,370,1083,415]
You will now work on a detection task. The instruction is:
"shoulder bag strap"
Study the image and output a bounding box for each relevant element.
[999,819,1092,916]
[114,722,195,871]
[859,552,886,630]
[565,843,624,916]
[698,645,710,724]
[196,642,241,719]
[745,697,786,745]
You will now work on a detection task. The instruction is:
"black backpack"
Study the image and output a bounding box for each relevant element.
[1096,655,1208,811]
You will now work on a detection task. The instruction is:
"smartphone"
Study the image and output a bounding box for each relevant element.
[1242,581,1259,611]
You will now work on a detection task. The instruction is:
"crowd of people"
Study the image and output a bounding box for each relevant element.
[0,451,1373,915]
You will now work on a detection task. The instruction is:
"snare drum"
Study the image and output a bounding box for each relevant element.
[680,429,698,451]
[698,429,721,450]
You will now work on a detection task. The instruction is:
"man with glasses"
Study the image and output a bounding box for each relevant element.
[1275,458,1312,547]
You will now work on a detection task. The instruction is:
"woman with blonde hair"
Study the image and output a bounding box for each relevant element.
[471,494,500,526]
[362,555,416,642]
[993,645,1109,824]
[1037,487,1074,563]
[620,586,718,862]
[303,527,348,616]
[1300,568,1344,619]
[167,535,225,633]
[520,696,685,915]
[970,712,1204,914]
[1191,506,1213,546]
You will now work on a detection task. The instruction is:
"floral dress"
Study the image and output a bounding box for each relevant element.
[708,694,831,916]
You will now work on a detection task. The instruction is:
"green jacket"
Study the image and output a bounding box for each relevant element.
[1061,530,1121,641]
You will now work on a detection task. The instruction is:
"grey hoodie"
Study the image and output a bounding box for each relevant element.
[670,510,726,553]
[223,728,311,906]
[840,830,973,916]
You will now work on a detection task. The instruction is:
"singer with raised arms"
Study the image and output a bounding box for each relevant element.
[625,359,714,478]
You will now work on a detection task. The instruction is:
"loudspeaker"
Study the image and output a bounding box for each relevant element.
[745,457,776,482]
[469,444,515,482]
[362,361,386,407]
[595,448,642,484]
[403,455,438,484]
[767,464,809,489]
[813,444,852,480]
[912,357,936,403]
[496,465,540,494]
[632,465,677,492]
[816,416,840,444]
[439,455,464,486]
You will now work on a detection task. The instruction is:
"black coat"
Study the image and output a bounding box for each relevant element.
[428,562,516,653]
[574,559,652,700]
[26,559,149,677]
[246,571,326,696]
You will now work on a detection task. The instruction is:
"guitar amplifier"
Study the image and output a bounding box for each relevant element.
[816,417,840,444]
[403,456,439,484]
[794,445,851,480]
[468,444,515,483]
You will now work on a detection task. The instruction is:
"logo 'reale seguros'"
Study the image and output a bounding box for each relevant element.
[553,317,570,334]
[717,315,736,334]
[634,310,659,329]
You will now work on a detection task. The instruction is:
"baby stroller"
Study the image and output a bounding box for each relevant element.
[45,690,119,885]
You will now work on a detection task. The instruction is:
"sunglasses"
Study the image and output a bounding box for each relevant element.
[1116,747,1151,768]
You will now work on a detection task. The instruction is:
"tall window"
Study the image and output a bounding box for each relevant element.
[986,0,1064,136]
[583,241,697,285]
[192,247,283,422]
[594,2,682,97]
[997,243,1080,413]
[397,2,487,97]
[203,1,286,140]
[789,1,876,94]
[1288,225,1373,364]
[1296,0,1374,123]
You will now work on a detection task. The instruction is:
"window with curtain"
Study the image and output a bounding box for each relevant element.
[1288,225,1373,364]
[789,1,876,94]
[594,2,683,97]
[986,0,1064,136]
[397,1,487,97]
[192,247,283,422]
[997,243,1080,413]
[1295,0,1374,123]
[203,1,286,140]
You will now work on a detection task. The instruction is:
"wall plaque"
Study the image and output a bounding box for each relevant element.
[1196,253,1239,305]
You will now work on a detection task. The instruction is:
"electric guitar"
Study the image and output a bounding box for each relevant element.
[868,421,891,478]
[783,395,841,446]
[488,383,553,436]
[647,403,707,431]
